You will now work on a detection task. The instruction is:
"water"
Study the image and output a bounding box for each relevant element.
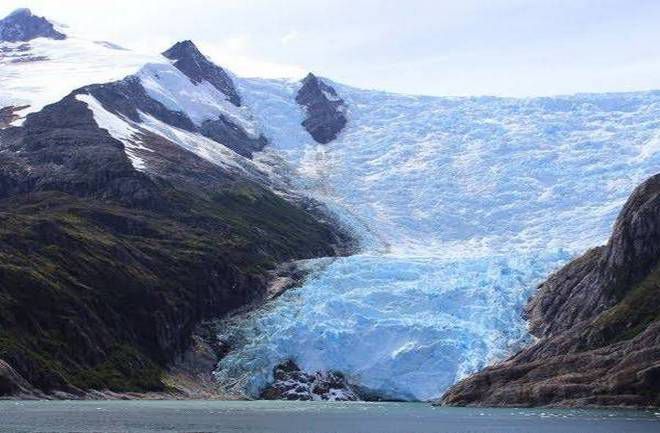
[0,401,657,433]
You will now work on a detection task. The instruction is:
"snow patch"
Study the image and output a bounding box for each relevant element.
[137,111,250,173]
[0,37,163,126]
[138,63,260,137]
[76,93,152,171]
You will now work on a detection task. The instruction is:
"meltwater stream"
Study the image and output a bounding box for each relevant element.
[214,80,660,400]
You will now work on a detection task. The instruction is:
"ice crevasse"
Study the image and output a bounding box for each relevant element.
[214,79,660,401]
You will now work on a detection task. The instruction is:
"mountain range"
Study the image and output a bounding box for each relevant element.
[0,8,658,407]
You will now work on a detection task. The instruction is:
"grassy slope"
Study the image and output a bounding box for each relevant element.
[586,263,660,348]
[0,184,346,394]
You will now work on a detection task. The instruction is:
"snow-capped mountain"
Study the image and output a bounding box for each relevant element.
[2,8,660,403]
[0,8,64,42]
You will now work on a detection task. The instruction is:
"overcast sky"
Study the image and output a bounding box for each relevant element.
[3,0,660,97]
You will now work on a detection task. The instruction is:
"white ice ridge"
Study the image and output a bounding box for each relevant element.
[215,79,660,400]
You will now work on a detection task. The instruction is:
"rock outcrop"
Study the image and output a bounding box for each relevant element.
[163,40,241,106]
[296,73,347,144]
[259,361,360,401]
[0,8,65,42]
[0,106,27,128]
[0,78,352,397]
[440,174,660,408]
[158,41,268,158]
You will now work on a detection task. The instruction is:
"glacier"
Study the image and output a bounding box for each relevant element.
[5,26,660,401]
[214,80,660,401]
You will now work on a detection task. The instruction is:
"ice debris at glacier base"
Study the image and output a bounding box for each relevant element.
[215,251,570,401]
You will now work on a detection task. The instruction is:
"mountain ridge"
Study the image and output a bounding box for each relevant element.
[0,8,65,42]
[1,8,659,405]
[0,15,355,397]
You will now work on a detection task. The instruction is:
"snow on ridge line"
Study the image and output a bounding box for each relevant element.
[76,94,152,171]
[137,62,261,138]
[76,93,261,175]
[0,37,165,127]
[137,110,250,172]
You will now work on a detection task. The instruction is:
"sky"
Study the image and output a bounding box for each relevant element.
[3,0,660,97]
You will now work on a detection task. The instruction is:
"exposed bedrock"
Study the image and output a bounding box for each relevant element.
[295,73,347,144]
[162,40,241,107]
[259,361,360,401]
[83,53,267,159]
[440,174,660,408]
[0,8,66,42]
[0,85,353,397]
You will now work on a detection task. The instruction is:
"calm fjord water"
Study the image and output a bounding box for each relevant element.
[0,401,658,433]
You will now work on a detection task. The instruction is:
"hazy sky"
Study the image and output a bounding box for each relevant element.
[3,0,660,97]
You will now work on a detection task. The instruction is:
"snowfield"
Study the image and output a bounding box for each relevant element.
[214,80,660,400]
[0,36,162,125]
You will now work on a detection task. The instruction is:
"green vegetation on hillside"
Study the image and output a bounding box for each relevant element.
[0,184,347,393]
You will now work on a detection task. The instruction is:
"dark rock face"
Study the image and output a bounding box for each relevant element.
[260,361,360,401]
[85,77,196,130]
[0,85,353,396]
[200,116,268,158]
[526,175,660,338]
[85,66,266,159]
[296,73,347,144]
[0,8,66,42]
[0,95,158,207]
[440,174,660,408]
[0,106,28,128]
[163,40,241,106]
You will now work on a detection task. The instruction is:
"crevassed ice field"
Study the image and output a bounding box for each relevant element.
[214,80,660,401]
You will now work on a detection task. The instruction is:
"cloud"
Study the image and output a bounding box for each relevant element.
[281,30,299,45]
[224,34,249,52]
[202,39,307,78]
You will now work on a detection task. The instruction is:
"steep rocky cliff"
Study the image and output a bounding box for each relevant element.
[295,73,347,144]
[440,174,660,408]
[0,83,352,397]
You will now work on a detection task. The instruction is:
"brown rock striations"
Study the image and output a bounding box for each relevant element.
[441,174,660,408]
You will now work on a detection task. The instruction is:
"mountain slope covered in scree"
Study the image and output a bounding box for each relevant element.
[215,79,660,401]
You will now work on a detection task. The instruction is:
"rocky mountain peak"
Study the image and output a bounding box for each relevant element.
[301,72,318,84]
[299,72,338,99]
[162,40,203,61]
[7,8,31,18]
[523,173,660,339]
[295,72,347,144]
[0,8,66,42]
[162,40,241,106]
[600,173,660,294]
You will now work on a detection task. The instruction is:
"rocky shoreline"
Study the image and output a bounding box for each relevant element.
[440,175,660,409]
